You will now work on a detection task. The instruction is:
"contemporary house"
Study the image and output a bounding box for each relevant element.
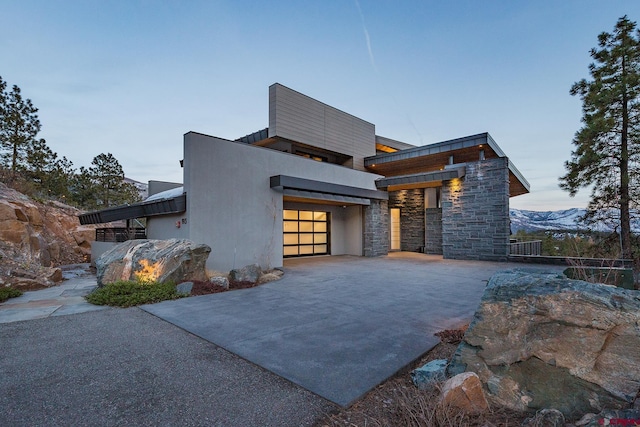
[80,83,529,271]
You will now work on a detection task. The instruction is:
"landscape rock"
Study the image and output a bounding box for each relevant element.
[176,281,193,295]
[581,409,640,427]
[575,413,597,426]
[448,270,640,416]
[229,264,262,284]
[210,276,229,289]
[522,409,565,427]
[96,239,211,286]
[411,359,448,389]
[440,372,489,414]
[259,269,284,283]
[44,267,63,283]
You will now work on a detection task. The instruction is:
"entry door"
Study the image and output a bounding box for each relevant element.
[283,210,330,257]
[390,208,401,251]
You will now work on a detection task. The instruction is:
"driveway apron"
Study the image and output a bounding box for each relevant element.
[143,253,563,406]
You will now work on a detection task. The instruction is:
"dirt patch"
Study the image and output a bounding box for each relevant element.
[190,280,260,296]
[316,326,529,427]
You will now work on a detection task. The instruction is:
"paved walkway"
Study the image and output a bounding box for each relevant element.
[143,253,564,406]
[0,264,106,323]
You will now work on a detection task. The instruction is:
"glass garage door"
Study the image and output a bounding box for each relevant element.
[283,210,330,257]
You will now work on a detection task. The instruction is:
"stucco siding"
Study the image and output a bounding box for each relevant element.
[183,132,382,271]
[146,213,188,241]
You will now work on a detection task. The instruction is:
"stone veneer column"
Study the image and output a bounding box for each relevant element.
[425,208,443,254]
[441,157,510,261]
[388,189,425,252]
[363,199,389,257]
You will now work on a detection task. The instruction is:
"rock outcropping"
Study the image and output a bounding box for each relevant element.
[96,239,211,286]
[0,183,97,289]
[449,270,640,416]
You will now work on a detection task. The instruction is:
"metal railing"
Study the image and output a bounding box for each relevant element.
[509,240,542,256]
[95,227,146,243]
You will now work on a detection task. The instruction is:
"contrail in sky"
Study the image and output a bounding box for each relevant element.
[353,0,423,144]
[354,0,377,73]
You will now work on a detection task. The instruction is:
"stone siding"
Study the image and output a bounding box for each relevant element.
[389,190,425,252]
[425,208,443,254]
[441,158,510,261]
[363,200,389,257]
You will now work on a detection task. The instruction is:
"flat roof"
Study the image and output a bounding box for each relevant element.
[365,132,530,197]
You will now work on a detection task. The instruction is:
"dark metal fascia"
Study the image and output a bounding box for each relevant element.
[270,175,388,200]
[374,168,464,189]
[364,133,491,166]
[78,194,187,225]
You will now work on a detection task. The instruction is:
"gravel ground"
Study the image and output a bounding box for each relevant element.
[0,308,336,427]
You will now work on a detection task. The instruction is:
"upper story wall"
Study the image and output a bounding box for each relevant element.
[268,83,376,171]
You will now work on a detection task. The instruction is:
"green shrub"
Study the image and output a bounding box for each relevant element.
[0,287,23,303]
[85,280,187,308]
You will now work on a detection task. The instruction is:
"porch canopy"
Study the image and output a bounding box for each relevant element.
[270,175,388,206]
[364,133,529,197]
[78,192,186,225]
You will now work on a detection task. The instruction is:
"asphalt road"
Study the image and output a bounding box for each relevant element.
[0,308,336,427]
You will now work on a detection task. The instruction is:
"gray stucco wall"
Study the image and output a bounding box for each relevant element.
[425,208,443,255]
[388,189,425,252]
[441,157,510,261]
[183,132,383,271]
[146,213,188,241]
[363,200,389,257]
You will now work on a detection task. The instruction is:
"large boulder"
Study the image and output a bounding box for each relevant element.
[0,183,97,289]
[96,239,211,286]
[448,270,640,416]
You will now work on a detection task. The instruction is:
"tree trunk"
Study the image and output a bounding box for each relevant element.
[620,55,632,260]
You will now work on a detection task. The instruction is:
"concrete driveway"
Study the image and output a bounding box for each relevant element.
[143,253,563,406]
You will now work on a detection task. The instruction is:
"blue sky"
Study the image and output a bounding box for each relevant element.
[3,0,640,211]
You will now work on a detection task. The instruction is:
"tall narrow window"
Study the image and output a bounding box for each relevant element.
[390,208,401,251]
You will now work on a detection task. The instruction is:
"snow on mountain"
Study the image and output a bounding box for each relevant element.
[510,208,640,233]
[124,177,149,200]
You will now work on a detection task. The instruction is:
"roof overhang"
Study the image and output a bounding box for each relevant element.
[375,166,466,191]
[364,133,530,197]
[283,189,370,206]
[78,193,186,225]
[270,175,388,201]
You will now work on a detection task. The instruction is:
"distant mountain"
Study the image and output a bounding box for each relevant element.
[510,208,640,233]
[124,178,148,200]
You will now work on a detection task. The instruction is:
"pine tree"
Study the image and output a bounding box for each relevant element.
[70,166,97,209]
[88,153,140,208]
[560,16,640,259]
[0,78,41,178]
